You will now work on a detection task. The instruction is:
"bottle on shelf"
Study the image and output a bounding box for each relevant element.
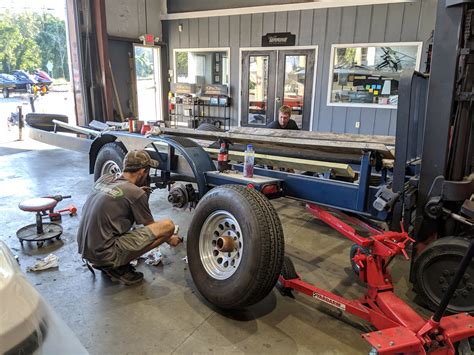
[243,144,255,178]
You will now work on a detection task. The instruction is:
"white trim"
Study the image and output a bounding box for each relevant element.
[162,0,414,20]
[326,41,423,110]
[172,47,231,94]
[238,46,319,130]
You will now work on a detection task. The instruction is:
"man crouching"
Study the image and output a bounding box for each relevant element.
[77,149,181,285]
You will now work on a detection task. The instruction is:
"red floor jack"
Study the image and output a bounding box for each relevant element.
[278,204,474,354]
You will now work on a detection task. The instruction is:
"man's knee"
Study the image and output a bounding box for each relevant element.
[147,219,175,238]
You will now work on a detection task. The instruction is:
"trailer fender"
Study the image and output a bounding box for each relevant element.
[89,135,123,174]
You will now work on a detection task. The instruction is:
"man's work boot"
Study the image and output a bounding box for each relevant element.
[103,264,144,285]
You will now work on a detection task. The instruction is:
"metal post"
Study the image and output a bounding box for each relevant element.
[416,0,465,241]
[356,152,371,212]
[17,106,23,141]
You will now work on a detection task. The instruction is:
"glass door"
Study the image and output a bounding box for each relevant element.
[241,49,315,130]
[275,49,315,130]
[134,45,163,122]
[241,51,277,126]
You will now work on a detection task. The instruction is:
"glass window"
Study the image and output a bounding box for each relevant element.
[248,55,269,125]
[283,55,306,129]
[329,43,421,108]
[175,49,229,93]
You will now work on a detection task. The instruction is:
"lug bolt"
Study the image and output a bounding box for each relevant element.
[439,277,445,284]
[377,344,381,349]
[443,270,450,277]
[389,341,395,346]
[442,286,448,292]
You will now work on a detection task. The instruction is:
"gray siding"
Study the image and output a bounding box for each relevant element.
[163,0,437,135]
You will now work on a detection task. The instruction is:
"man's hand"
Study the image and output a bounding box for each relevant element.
[167,234,182,247]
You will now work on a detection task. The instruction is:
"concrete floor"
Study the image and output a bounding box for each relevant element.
[0,138,432,354]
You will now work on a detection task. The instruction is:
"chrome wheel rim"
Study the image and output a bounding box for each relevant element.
[199,210,243,280]
[101,160,121,177]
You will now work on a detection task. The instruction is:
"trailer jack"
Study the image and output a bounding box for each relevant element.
[278,204,474,354]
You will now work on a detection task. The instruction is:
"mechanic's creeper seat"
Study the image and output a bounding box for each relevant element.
[17,197,63,247]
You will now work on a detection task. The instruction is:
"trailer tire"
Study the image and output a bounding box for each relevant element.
[93,142,126,181]
[25,113,68,131]
[413,236,474,314]
[187,185,284,309]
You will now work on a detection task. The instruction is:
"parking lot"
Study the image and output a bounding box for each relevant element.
[0,84,75,144]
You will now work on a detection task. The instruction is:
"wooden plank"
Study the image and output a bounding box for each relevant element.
[209,17,219,47]
[401,1,422,42]
[219,16,230,47]
[179,19,190,48]
[251,13,263,47]
[263,12,275,36]
[240,15,251,47]
[275,11,287,32]
[204,148,355,178]
[189,19,199,48]
[198,18,209,47]
[287,11,300,45]
[158,127,395,159]
[229,127,395,144]
[385,3,405,42]
[299,10,313,46]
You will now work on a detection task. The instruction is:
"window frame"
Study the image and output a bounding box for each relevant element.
[172,47,231,95]
[326,41,423,109]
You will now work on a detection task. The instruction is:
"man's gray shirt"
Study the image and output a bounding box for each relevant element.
[77,174,153,263]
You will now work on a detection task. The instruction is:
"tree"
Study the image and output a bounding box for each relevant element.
[0,11,69,79]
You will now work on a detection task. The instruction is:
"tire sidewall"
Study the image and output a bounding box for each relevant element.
[93,143,126,181]
[187,187,262,308]
[414,237,473,313]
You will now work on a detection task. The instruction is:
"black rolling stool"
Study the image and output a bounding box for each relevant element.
[17,197,63,247]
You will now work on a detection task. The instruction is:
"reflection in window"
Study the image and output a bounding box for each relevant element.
[175,50,229,93]
[330,44,419,107]
[248,55,269,125]
[283,55,306,129]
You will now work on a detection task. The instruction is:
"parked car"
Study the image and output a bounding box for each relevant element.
[0,74,16,98]
[1,70,51,98]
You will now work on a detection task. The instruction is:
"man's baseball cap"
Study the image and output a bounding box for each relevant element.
[123,150,158,172]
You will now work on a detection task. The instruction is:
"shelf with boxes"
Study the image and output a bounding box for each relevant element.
[169,83,231,131]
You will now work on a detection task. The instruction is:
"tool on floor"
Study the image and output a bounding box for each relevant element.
[17,195,73,248]
[278,204,474,354]
[42,204,77,222]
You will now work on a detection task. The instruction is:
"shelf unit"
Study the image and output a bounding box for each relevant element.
[169,97,231,131]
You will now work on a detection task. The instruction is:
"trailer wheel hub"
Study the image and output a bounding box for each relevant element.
[199,210,243,280]
[101,160,121,177]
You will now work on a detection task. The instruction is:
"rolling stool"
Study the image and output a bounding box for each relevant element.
[17,197,63,247]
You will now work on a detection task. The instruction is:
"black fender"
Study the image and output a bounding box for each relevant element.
[89,135,125,174]
[89,132,215,197]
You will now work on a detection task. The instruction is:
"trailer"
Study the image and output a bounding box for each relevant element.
[24,0,473,353]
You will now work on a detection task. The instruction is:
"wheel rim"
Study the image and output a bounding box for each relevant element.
[422,254,474,312]
[199,210,243,280]
[101,160,121,177]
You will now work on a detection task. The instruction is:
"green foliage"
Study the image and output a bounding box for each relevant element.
[176,52,188,78]
[134,46,154,78]
[0,11,69,79]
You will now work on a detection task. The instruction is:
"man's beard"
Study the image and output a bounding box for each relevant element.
[137,172,150,187]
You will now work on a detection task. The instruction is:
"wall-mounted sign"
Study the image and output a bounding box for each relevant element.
[171,83,196,94]
[262,32,296,47]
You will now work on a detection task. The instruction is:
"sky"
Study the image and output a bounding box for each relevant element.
[0,0,66,19]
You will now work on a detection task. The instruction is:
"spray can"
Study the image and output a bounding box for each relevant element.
[243,144,255,178]
[217,142,230,172]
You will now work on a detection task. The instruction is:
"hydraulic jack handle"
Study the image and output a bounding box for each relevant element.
[372,222,415,260]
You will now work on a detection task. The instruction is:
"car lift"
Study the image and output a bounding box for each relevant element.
[279,204,474,354]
